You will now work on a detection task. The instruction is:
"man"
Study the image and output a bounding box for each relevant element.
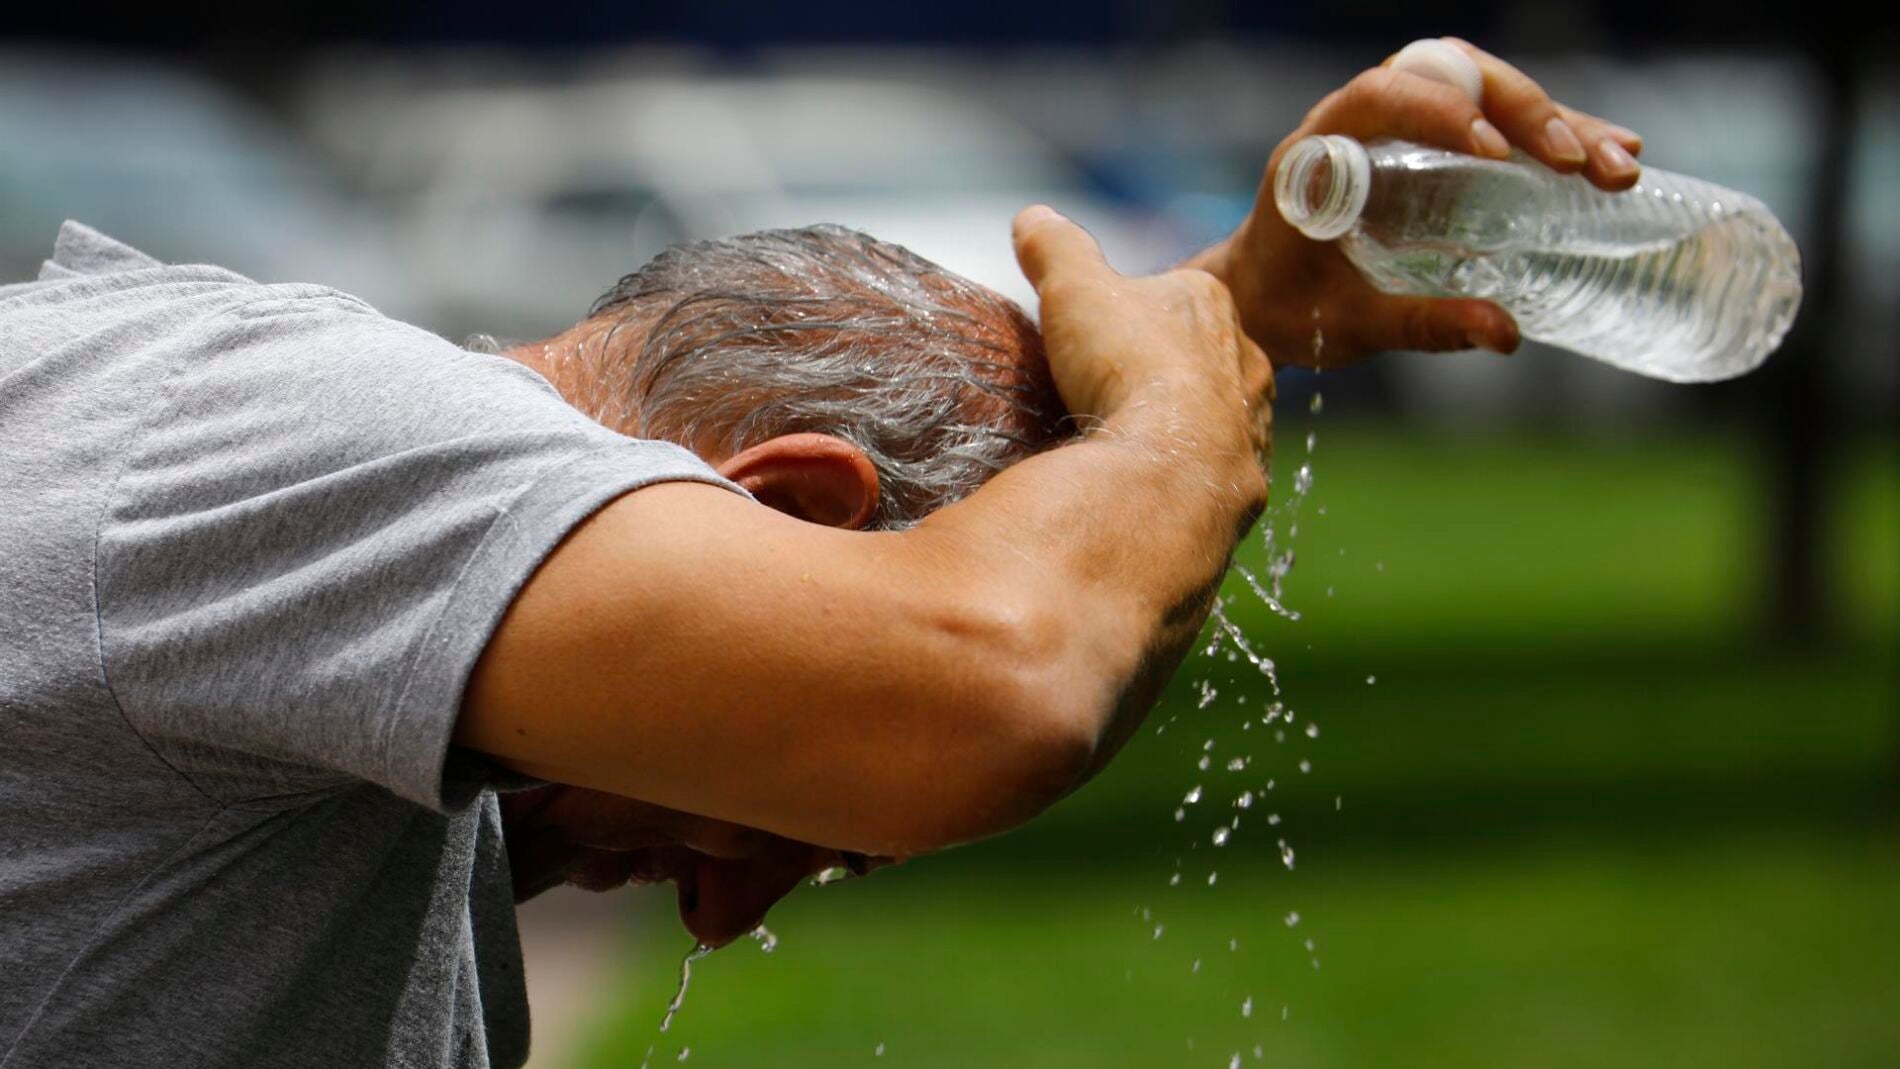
[0,39,1641,1068]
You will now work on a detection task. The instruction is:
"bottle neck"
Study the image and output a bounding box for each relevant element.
[1273,134,1371,241]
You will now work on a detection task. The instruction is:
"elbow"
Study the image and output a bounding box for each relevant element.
[871,589,1106,856]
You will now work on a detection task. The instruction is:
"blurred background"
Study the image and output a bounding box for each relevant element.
[6,3,1894,1066]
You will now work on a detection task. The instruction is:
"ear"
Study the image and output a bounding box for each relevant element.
[714,433,880,530]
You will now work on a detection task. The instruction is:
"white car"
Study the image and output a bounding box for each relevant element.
[302,74,1167,341]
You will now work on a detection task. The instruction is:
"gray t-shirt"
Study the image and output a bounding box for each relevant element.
[0,223,741,1068]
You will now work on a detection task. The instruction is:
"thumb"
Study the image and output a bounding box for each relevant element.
[1369,295,1519,354]
[1012,204,1109,292]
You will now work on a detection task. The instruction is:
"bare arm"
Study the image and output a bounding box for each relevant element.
[455,208,1271,857]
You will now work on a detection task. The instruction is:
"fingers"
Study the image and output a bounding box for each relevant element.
[1342,293,1520,356]
[1442,38,1644,191]
[1012,204,1110,292]
[537,788,770,858]
[1438,38,1585,174]
[1301,67,1504,162]
[679,842,830,948]
[1555,103,1644,190]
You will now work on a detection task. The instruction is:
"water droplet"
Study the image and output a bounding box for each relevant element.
[1207,871,1218,886]
[1191,958,1202,974]
[1264,702,1284,723]
[748,925,778,953]
[1229,937,1240,951]
[1285,911,1301,927]
[1335,795,1343,811]
[1197,679,1218,708]
[1293,464,1314,496]
[1299,759,1312,774]
[657,943,712,1034]
[810,866,851,887]
[1256,1043,1266,1058]
[1230,1054,1242,1069]
[1375,560,1385,573]
[1154,924,1166,939]
[677,1048,690,1062]
[1174,806,1186,822]
[1309,391,1324,414]
[1197,755,1211,772]
[1211,826,1231,847]
[875,1044,885,1057]
[1304,938,1316,952]
[1225,757,1246,772]
[1282,1006,1290,1022]
[1235,790,1254,809]
[1305,723,1320,738]
[1267,812,1281,825]
[1305,431,1317,453]
[1366,675,1377,686]
[1184,785,1203,804]
[1279,840,1297,870]
[1203,739,1216,751]
[1169,873,1181,886]
[1233,561,1301,622]
[1241,996,1254,1018]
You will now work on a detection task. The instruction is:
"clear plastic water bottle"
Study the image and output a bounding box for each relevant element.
[1272,135,1803,382]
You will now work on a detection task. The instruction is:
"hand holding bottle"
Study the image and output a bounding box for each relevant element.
[1189,37,1647,366]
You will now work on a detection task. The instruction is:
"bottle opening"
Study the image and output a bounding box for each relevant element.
[1274,135,1371,242]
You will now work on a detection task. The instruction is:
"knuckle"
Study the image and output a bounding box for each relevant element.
[1344,67,1398,106]
[1300,89,1341,131]
[1179,267,1230,304]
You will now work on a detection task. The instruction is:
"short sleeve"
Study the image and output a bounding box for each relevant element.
[95,294,744,811]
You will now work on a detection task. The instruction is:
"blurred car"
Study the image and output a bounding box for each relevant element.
[0,54,421,323]
[298,72,1172,341]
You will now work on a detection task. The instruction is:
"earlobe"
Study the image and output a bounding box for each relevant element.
[714,433,880,530]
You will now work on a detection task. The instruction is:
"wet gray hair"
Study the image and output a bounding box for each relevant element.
[584,225,1068,529]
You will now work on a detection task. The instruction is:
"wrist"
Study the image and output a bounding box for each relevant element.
[1188,221,1283,360]
[1099,384,1267,505]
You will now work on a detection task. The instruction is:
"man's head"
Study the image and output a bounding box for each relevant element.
[513,224,1069,531]
[498,226,1070,941]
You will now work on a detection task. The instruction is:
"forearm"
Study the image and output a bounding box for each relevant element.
[914,384,1265,776]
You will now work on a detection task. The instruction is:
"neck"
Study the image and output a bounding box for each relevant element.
[502,321,618,427]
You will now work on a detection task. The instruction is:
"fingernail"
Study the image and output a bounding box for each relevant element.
[1596,139,1639,177]
[1602,121,1643,151]
[1543,117,1587,164]
[1469,117,1509,157]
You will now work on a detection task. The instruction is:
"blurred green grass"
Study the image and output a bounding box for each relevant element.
[567,425,1897,1068]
